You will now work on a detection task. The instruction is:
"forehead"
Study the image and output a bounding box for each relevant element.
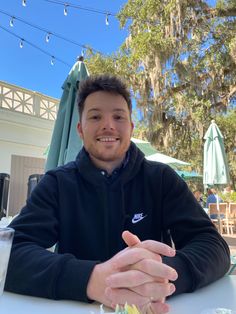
[83,91,129,112]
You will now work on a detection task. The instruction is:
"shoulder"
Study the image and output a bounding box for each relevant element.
[142,159,178,176]
[46,160,78,176]
[141,159,183,187]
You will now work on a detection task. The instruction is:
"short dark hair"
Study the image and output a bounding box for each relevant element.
[77,74,132,120]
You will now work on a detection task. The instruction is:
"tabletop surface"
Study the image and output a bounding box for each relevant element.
[0,276,235,314]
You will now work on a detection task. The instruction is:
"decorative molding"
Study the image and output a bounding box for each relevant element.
[0,81,59,121]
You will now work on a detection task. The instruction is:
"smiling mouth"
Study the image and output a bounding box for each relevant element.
[97,137,119,142]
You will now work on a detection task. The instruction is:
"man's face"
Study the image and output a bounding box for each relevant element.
[77,91,134,168]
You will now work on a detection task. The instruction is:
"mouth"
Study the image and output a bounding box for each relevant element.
[96,137,120,142]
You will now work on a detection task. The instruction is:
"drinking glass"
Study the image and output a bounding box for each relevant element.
[0,227,14,296]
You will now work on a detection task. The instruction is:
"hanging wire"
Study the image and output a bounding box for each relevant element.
[0,24,72,67]
[42,0,116,17]
[0,8,103,55]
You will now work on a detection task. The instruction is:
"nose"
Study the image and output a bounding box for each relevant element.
[102,116,115,130]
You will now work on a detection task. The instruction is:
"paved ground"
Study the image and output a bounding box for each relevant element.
[223,235,236,275]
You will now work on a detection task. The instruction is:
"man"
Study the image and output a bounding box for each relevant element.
[206,188,223,208]
[6,75,230,314]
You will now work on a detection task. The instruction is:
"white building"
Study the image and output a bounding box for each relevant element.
[0,80,59,216]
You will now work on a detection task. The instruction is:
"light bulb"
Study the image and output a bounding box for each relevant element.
[64,5,68,16]
[105,14,109,26]
[45,32,51,43]
[19,39,24,48]
[10,17,14,27]
[51,56,55,66]
[22,0,26,7]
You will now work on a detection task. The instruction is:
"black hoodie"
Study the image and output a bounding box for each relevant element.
[5,143,230,302]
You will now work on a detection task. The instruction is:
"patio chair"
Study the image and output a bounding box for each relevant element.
[208,203,233,235]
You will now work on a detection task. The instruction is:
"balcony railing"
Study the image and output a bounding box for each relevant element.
[0,81,59,121]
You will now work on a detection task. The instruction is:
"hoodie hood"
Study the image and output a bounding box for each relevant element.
[75,141,145,186]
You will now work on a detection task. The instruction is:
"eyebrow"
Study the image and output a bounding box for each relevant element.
[87,108,127,113]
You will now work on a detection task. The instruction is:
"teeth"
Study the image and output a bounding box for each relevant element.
[98,137,117,142]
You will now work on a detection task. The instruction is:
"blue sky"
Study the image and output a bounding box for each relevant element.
[0,1,127,98]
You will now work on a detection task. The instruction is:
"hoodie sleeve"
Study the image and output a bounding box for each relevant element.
[160,166,230,295]
[5,173,97,302]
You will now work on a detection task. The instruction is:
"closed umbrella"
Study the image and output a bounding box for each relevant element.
[203,120,230,232]
[45,57,89,171]
[203,120,230,186]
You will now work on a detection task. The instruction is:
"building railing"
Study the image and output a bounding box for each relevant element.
[0,81,59,121]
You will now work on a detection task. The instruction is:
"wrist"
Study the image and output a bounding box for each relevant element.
[87,264,100,301]
[86,263,109,305]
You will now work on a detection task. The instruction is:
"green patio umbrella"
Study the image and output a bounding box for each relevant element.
[175,170,202,181]
[45,57,89,171]
[203,120,230,187]
[131,138,190,167]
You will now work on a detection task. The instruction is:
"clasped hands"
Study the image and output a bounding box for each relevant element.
[87,231,178,314]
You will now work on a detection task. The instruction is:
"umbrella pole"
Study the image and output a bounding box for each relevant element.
[216,194,223,234]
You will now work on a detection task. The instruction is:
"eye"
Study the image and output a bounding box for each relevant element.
[89,115,100,120]
[114,115,124,120]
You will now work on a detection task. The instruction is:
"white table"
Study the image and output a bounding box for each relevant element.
[0,276,235,314]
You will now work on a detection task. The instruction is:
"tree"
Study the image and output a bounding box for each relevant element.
[85,0,236,185]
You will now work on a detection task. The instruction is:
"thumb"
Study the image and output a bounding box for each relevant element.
[122,230,141,247]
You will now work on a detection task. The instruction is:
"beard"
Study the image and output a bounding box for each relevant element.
[85,139,130,165]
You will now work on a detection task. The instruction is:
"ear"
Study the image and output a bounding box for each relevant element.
[77,122,83,139]
[130,121,134,135]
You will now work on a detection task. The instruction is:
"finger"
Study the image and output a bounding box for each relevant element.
[122,230,141,246]
[106,269,154,288]
[122,231,175,258]
[113,250,178,281]
[106,270,175,294]
[142,301,170,314]
[136,240,175,257]
[150,301,170,314]
[131,281,176,300]
[114,247,163,268]
[130,258,178,281]
[105,287,149,308]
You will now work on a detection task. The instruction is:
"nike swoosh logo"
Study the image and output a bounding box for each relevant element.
[132,215,147,224]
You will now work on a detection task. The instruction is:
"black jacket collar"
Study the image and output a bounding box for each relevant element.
[75,142,145,186]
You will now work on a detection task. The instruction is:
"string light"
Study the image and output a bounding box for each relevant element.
[50,56,55,65]
[105,14,109,26]
[22,0,26,7]
[10,17,14,27]
[63,4,68,16]
[0,8,108,55]
[19,38,24,48]
[45,32,51,42]
[0,24,72,67]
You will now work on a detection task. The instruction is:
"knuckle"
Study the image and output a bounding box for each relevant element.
[129,270,139,282]
[141,283,151,296]
[139,258,150,271]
